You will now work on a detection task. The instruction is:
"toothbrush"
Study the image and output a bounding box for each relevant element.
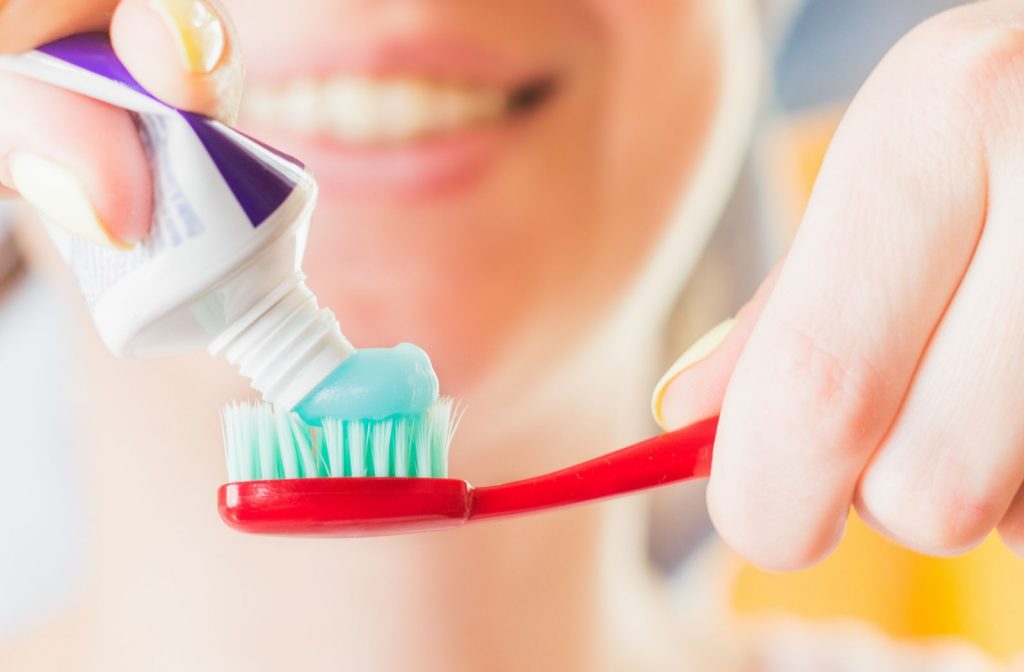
[0,34,719,535]
[219,403,717,537]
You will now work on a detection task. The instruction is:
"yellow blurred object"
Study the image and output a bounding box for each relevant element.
[759,105,842,240]
[731,108,1024,661]
[732,513,1024,659]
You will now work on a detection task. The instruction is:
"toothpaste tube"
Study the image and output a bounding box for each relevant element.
[0,33,355,409]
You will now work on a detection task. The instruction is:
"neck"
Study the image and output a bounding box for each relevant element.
[40,319,687,672]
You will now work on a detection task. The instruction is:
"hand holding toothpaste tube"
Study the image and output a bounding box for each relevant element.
[0,0,241,248]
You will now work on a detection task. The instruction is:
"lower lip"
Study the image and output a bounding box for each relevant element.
[239,120,525,201]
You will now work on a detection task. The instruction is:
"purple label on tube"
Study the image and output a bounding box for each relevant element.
[38,33,303,228]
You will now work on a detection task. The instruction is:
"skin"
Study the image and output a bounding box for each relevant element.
[2,0,1023,668]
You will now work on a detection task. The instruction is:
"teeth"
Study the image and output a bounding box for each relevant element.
[322,77,381,142]
[378,80,430,141]
[279,77,320,134]
[240,84,278,126]
[242,76,508,144]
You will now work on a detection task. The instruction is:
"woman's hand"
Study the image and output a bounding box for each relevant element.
[654,0,1024,569]
[0,0,241,248]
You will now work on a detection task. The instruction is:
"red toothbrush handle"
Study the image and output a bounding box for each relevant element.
[469,415,718,520]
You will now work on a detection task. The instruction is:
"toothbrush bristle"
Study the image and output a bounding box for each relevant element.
[221,398,460,481]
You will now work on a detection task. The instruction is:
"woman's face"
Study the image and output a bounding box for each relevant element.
[230,0,722,397]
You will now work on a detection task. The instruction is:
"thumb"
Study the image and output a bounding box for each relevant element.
[652,260,783,431]
[111,0,243,123]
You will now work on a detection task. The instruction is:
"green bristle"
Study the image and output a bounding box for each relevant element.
[222,398,459,481]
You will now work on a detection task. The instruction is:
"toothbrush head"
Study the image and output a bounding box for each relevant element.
[218,398,467,536]
[221,398,460,481]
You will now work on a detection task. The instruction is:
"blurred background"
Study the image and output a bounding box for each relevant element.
[3,0,1022,665]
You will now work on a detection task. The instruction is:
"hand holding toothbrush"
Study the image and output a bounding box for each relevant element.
[0,0,241,249]
[654,0,1024,569]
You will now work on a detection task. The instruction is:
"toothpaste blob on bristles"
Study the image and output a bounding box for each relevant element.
[222,398,460,481]
[224,342,456,481]
[293,343,440,426]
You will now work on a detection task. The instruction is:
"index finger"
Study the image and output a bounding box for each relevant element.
[0,1,117,54]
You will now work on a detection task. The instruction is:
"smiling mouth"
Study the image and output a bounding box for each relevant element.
[240,74,557,146]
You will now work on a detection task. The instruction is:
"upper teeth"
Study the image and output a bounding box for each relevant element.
[241,77,506,144]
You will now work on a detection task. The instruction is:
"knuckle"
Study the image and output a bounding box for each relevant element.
[708,480,844,572]
[709,512,822,572]
[997,492,1024,557]
[924,490,999,554]
[862,463,998,555]
[998,517,1024,558]
[771,328,887,447]
[906,9,1024,127]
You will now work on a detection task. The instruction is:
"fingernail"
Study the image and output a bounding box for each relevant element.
[6,153,129,250]
[149,0,226,75]
[651,318,736,429]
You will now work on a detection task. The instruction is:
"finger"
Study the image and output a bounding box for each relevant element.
[652,261,782,431]
[706,10,993,570]
[111,0,243,123]
[0,71,150,246]
[0,0,117,54]
[856,48,1024,555]
[998,485,1024,558]
[858,204,1024,555]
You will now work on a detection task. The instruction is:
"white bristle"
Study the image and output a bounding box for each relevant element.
[221,398,460,481]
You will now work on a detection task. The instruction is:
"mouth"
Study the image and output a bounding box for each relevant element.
[242,74,556,146]
[238,40,560,200]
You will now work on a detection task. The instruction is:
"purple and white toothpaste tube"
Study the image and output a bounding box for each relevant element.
[0,33,355,410]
